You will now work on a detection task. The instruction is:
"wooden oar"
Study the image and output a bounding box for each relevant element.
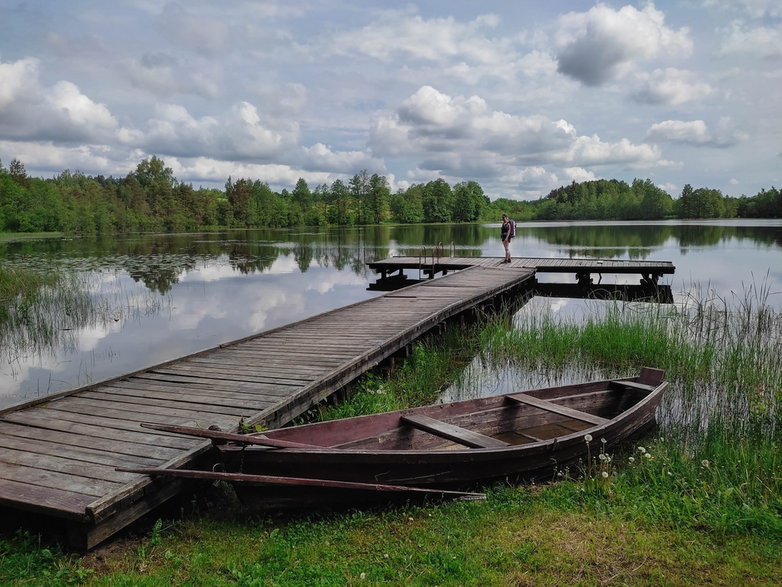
[140,422,321,449]
[117,467,486,501]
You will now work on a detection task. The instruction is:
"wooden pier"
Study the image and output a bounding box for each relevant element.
[0,264,535,549]
[369,256,675,286]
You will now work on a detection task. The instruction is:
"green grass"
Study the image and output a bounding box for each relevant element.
[316,328,482,421]
[1,291,781,585]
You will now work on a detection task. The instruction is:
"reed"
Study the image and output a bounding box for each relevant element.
[472,287,782,538]
[0,266,166,365]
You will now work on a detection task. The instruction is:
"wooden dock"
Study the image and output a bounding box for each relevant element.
[0,265,534,549]
[369,256,675,285]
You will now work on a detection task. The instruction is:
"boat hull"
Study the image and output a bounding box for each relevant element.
[217,369,667,488]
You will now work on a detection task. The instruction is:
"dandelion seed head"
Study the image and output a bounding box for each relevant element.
[701,459,710,468]
[645,452,652,459]
[584,434,593,443]
[629,456,635,463]
[601,471,609,478]
[638,446,646,453]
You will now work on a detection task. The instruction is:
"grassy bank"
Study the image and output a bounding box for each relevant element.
[1,292,780,585]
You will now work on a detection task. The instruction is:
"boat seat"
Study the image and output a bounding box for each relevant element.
[505,394,609,426]
[400,415,510,449]
[609,380,655,392]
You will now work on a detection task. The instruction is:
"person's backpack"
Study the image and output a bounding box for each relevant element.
[509,220,516,238]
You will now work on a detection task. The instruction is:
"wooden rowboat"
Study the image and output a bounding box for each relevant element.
[135,367,667,499]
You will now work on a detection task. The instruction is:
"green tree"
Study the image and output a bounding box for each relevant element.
[225,177,253,226]
[422,178,453,222]
[389,185,425,224]
[329,179,352,225]
[452,181,487,222]
[350,170,371,224]
[128,156,177,227]
[367,173,389,224]
[633,178,673,219]
[292,178,312,213]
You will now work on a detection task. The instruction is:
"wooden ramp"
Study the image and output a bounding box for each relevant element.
[0,265,533,548]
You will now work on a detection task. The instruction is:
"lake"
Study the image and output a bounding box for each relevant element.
[1,219,781,409]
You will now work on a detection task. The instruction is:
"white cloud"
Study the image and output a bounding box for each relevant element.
[373,86,662,173]
[554,135,661,167]
[301,143,382,173]
[51,81,118,131]
[0,57,124,144]
[563,167,598,183]
[631,68,713,105]
[139,101,299,160]
[331,10,511,65]
[0,57,39,110]
[555,4,692,86]
[719,21,782,58]
[646,118,747,147]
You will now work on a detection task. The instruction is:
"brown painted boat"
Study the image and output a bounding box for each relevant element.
[142,367,666,494]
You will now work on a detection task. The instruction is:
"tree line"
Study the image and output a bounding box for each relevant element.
[0,157,779,234]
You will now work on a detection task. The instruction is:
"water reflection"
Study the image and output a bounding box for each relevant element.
[1,220,780,408]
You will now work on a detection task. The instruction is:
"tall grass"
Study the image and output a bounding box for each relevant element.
[0,266,166,365]
[473,288,782,537]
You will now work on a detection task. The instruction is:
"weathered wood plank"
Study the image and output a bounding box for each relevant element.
[45,396,248,427]
[0,420,181,460]
[0,462,122,497]
[139,370,313,387]
[506,394,609,426]
[0,426,162,468]
[3,408,200,450]
[3,407,196,442]
[169,361,333,377]
[0,446,139,484]
[400,414,510,449]
[101,383,278,408]
[111,376,298,397]
[0,477,91,520]
[76,390,260,417]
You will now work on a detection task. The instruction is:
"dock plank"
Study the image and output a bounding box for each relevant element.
[2,411,195,455]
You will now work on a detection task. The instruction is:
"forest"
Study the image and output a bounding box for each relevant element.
[0,156,780,234]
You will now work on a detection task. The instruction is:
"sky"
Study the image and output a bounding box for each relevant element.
[1,1,780,201]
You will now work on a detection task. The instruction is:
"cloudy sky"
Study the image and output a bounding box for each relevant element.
[1,1,780,200]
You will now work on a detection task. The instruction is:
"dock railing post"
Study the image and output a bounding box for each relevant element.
[418,247,428,280]
[432,242,443,278]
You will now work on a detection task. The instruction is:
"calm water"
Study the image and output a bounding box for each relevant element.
[1,220,781,409]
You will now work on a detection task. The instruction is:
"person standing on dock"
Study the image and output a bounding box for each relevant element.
[500,214,515,263]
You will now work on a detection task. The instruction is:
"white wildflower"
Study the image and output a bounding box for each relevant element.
[601,471,609,478]
[584,434,593,443]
